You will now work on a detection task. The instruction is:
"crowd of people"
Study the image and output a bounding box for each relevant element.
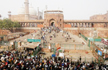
[0,26,108,70]
[40,26,72,43]
[40,26,61,44]
[0,50,108,70]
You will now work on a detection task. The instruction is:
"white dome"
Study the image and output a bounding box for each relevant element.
[18,7,25,14]
[29,6,37,16]
[18,6,37,16]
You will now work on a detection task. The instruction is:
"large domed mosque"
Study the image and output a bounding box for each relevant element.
[8,0,43,21]
[18,5,37,16]
[7,0,108,38]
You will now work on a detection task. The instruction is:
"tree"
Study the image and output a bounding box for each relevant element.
[3,18,13,29]
[12,21,21,32]
[13,21,21,28]
[0,20,3,29]
[0,18,21,32]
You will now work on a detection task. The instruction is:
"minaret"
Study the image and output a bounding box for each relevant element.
[24,0,29,20]
[37,7,39,20]
[8,11,11,19]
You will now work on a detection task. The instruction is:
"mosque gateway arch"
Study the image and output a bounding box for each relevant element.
[8,0,108,37]
[44,10,64,28]
[50,19,56,26]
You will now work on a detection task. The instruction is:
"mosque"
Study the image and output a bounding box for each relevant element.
[8,0,43,21]
[8,0,108,38]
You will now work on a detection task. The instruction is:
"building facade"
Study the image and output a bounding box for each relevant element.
[9,0,43,21]
[9,0,108,38]
[90,11,108,20]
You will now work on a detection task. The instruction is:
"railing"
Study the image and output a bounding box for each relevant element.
[80,34,88,41]
[33,46,41,55]
[61,44,90,50]
[79,34,105,63]
[71,57,96,63]
[0,41,10,46]
[91,42,104,63]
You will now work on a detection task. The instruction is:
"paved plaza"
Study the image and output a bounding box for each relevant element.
[6,27,95,62]
[43,52,95,62]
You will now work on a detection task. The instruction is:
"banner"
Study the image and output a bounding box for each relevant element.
[101,38,108,45]
[101,38,104,44]
[52,54,56,57]
[59,53,64,57]
[98,50,102,56]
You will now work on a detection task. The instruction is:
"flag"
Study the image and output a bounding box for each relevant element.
[101,39,108,45]
[104,41,106,44]
[101,39,104,43]
[106,40,108,45]
[105,42,107,45]
[105,41,108,45]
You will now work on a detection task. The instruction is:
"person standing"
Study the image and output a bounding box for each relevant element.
[79,56,81,63]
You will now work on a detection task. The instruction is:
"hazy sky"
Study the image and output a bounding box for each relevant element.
[0,0,108,20]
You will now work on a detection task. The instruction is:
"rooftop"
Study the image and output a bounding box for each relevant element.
[44,10,63,13]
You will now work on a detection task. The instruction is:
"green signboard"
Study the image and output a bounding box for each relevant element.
[89,38,101,42]
[27,39,41,42]
[94,39,101,42]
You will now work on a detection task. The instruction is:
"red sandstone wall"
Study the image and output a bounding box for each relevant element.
[90,14,107,20]
[98,30,108,37]
[64,24,71,28]
[94,23,105,28]
[44,13,64,28]
[65,29,108,37]
[80,30,93,37]
[15,27,108,38]
[68,30,79,35]
[0,30,11,35]
[37,24,43,28]
[11,15,25,21]
[16,29,38,33]
[65,29,93,37]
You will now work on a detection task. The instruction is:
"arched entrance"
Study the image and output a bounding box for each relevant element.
[91,23,94,27]
[51,22,54,26]
[49,19,57,27]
